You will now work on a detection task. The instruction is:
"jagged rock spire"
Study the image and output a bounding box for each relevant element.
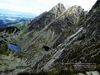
[49,3,66,17]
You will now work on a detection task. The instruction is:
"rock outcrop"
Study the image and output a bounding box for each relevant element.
[49,3,66,18]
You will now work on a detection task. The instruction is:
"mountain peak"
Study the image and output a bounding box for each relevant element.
[49,3,66,17]
[56,3,65,8]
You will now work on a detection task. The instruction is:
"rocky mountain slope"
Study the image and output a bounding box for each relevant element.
[18,2,87,72]
[32,0,100,72]
[0,0,100,75]
[19,3,86,48]
[28,3,66,30]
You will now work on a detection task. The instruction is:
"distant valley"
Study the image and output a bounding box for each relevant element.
[0,9,36,28]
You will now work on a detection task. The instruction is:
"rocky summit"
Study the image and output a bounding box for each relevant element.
[49,3,66,17]
[28,3,66,30]
[0,1,100,75]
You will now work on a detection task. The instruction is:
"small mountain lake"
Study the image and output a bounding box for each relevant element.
[8,43,22,52]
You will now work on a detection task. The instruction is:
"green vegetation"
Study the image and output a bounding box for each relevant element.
[0,31,28,75]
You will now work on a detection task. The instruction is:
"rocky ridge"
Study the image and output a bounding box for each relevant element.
[35,0,100,72]
[18,3,88,72]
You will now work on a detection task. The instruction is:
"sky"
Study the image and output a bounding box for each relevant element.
[0,0,97,15]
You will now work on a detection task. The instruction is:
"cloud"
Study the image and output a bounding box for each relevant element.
[0,0,97,15]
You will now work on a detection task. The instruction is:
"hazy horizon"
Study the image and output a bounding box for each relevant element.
[0,0,97,15]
